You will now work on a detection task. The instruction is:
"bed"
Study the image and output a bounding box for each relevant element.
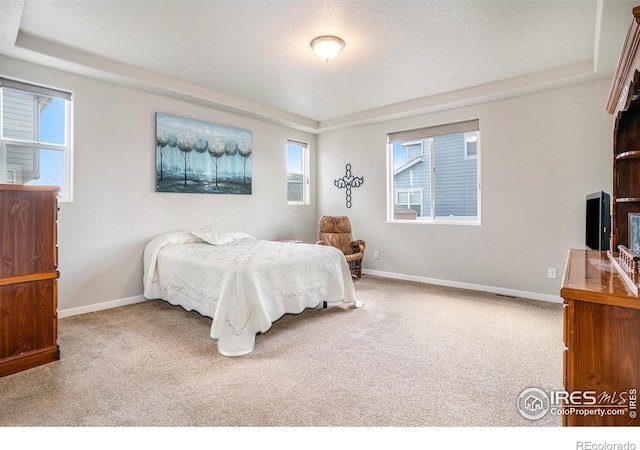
[143,227,362,356]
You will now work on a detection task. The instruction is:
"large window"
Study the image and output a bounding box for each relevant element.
[286,139,309,205]
[0,78,73,202]
[388,119,480,224]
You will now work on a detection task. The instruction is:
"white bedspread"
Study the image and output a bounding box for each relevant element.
[143,232,361,356]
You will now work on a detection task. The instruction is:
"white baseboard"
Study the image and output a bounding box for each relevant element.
[57,270,562,319]
[58,295,147,319]
[362,269,563,304]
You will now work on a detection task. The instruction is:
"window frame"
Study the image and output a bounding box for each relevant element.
[286,139,309,205]
[387,119,481,225]
[0,78,73,202]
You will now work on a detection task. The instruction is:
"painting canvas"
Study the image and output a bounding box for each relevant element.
[155,112,252,194]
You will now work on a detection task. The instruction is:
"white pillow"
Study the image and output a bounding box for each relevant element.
[190,226,234,245]
[225,231,255,241]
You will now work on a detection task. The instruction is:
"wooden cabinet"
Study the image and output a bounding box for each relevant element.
[561,249,640,426]
[607,6,640,250]
[0,184,60,377]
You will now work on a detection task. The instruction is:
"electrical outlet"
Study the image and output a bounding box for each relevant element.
[548,268,557,279]
[374,251,380,259]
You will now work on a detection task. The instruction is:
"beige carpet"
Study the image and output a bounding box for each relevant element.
[0,275,563,427]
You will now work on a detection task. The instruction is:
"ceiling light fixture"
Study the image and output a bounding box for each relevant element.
[310,35,345,62]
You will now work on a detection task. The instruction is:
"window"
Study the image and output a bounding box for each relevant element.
[286,139,309,204]
[396,189,423,216]
[388,119,480,224]
[465,131,478,158]
[0,78,73,202]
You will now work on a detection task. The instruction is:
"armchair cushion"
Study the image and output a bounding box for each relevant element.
[318,216,365,255]
[317,215,365,281]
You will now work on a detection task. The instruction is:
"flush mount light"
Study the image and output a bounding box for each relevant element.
[310,35,345,62]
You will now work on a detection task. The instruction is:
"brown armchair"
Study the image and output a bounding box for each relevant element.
[316,215,365,281]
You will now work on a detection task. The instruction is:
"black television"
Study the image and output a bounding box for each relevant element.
[585,191,611,251]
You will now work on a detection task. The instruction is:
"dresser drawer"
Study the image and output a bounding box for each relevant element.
[0,279,58,360]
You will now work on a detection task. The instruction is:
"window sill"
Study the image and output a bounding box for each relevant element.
[388,218,481,226]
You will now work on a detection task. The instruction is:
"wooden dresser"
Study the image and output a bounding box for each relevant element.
[0,184,60,377]
[561,249,639,426]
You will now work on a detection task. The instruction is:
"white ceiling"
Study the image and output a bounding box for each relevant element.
[0,0,637,133]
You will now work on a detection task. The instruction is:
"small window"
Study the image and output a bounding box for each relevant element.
[286,140,309,205]
[465,131,478,158]
[388,119,480,224]
[396,189,423,216]
[0,78,73,202]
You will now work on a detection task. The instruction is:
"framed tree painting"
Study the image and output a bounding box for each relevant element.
[155,112,252,194]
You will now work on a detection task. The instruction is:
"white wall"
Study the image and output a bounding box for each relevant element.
[0,56,318,314]
[1,53,615,309]
[317,80,613,300]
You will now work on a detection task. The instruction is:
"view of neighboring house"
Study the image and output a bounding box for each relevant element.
[1,82,68,194]
[2,88,47,184]
[393,131,479,221]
